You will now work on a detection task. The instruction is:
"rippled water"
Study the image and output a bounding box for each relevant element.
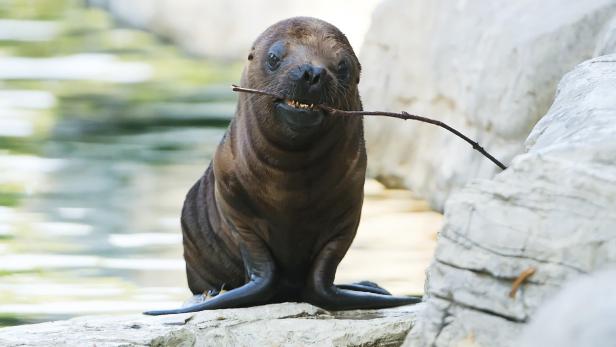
[0,1,441,327]
[0,85,237,325]
[0,107,233,320]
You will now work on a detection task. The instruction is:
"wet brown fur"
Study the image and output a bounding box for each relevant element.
[182,17,364,301]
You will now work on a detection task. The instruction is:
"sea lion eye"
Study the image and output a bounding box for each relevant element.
[267,52,281,70]
[266,41,285,71]
[337,59,349,80]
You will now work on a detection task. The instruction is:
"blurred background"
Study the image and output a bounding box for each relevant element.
[0,0,442,326]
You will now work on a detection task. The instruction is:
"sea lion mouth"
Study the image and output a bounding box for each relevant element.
[274,98,324,129]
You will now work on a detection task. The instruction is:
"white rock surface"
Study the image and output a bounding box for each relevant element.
[0,302,422,346]
[404,55,616,346]
[520,269,616,347]
[360,0,616,210]
[88,0,382,59]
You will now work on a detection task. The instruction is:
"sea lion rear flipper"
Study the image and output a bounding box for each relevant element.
[336,281,392,296]
[304,238,422,310]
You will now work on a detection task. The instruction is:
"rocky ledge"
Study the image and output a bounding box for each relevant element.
[0,302,422,347]
[405,55,616,347]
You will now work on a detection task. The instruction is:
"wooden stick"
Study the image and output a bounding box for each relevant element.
[231,85,508,170]
[509,267,536,298]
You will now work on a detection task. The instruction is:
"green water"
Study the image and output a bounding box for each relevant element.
[0,0,242,326]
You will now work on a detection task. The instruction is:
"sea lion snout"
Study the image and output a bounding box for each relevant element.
[290,63,326,97]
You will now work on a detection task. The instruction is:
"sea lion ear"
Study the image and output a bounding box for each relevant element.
[248,47,255,61]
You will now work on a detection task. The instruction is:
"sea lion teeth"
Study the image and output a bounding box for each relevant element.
[284,100,314,109]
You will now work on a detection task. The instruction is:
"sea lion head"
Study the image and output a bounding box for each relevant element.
[239,17,362,142]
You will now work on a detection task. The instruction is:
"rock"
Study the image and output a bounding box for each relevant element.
[359,0,616,210]
[519,268,616,347]
[88,0,382,59]
[595,15,616,55]
[0,302,422,346]
[404,55,616,346]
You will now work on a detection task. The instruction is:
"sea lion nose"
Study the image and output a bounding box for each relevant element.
[301,65,324,86]
[292,64,325,93]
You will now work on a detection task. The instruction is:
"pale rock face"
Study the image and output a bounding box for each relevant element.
[88,0,381,59]
[0,302,422,346]
[404,55,616,347]
[519,269,616,347]
[360,0,616,210]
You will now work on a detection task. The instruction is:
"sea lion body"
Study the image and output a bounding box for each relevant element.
[145,17,419,315]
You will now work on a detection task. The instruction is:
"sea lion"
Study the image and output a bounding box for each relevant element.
[144,17,420,315]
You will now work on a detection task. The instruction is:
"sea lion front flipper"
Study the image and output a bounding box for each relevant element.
[144,236,276,315]
[304,237,421,310]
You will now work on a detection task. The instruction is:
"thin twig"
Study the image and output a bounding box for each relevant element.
[231,85,508,170]
[509,267,536,298]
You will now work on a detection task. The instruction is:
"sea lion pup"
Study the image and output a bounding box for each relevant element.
[144,17,420,315]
